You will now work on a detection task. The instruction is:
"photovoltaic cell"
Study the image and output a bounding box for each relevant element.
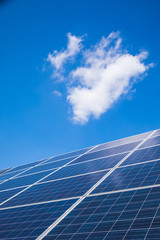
[139,135,160,149]
[44,187,160,240]
[0,199,76,240]
[92,160,160,194]
[43,153,127,182]
[3,171,108,207]
[70,141,140,165]
[0,169,54,191]
[121,145,160,166]
[18,157,74,177]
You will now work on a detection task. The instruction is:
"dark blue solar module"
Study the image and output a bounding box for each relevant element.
[0,169,54,191]
[46,147,91,163]
[6,159,46,174]
[3,171,108,207]
[121,145,160,166]
[0,169,26,182]
[18,157,74,177]
[42,153,127,182]
[44,187,160,240]
[69,141,140,166]
[0,129,160,239]
[152,129,160,137]
[0,199,76,239]
[0,187,25,204]
[92,160,160,194]
[139,135,160,149]
[90,131,151,153]
[44,156,77,165]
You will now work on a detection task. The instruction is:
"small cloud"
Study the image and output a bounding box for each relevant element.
[53,90,62,97]
[46,32,152,124]
[47,33,83,78]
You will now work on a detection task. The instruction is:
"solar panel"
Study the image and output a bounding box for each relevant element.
[44,187,160,240]
[0,128,160,240]
[18,157,76,177]
[138,135,160,149]
[3,171,108,207]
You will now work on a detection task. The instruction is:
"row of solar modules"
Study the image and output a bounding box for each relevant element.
[0,130,160,239]
[0,133,160,186]
[2,129,160,176]
[0,186,159,240]
[1,153,160,208]
[0,131,159,207]
[0,137,160,196]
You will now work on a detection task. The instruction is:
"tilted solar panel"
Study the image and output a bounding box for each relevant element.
[0,128,160,240]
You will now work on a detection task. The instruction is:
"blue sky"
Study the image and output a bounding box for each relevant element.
[0,0,160,169]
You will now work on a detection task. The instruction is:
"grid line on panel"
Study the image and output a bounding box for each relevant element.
[0,198,77,239]
[13,167,58,179]
[120,144,160,167]
[36,130,156,240]
[86,185,139,240]
[45,185,160,240]
[122,187,153,239]
[118,158,160,169]
[0,196,80,211]
[0,144,98,208]
[89,183,160,197]
[70,140,142,166]
[39,169,110,185]
[144,203,160,240]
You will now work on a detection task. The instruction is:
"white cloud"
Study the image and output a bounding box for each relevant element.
[47,33,83,77]
[47,32,151,124]
[53,90,62,97]
[67,32,151,124]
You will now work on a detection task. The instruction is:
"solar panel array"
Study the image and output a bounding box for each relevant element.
[0,129,160,239]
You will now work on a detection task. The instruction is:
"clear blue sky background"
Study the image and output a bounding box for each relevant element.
[0,0,160,169]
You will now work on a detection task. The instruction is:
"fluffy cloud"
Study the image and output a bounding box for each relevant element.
[47,33,83,77]
[47,32,151,124]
